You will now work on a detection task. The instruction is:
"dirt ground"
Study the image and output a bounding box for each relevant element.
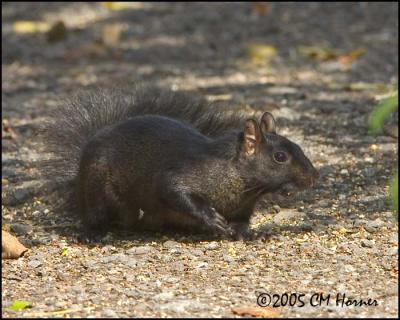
[2,2,398,318]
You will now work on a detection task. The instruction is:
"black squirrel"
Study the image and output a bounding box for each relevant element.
[41,85,319,240]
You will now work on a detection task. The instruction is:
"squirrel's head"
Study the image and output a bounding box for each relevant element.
[236,112,319,195]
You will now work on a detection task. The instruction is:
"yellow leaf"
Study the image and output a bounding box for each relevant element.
[10,300,33,311]
[369,144,379,151]
[248,44,277,64]
[13,21,50,34]
[228,247,236,256]
[60,248,69,257]
[102,2,144,10]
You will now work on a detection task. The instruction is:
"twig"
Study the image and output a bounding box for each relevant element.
[23,307,95,317]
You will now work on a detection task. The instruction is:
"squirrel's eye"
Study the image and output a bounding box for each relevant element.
[273,151,288,163]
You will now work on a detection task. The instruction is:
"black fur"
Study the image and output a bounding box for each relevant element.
[40,85,319,239]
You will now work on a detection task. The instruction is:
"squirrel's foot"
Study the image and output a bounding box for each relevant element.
[77,226,109,244]
[230,222,252,241]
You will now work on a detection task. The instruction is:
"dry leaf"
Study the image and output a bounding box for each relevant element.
[299,45,365,64]
[252,2,271,16]
[2,230,29,259]
[232,306,280,318]
[338,48,366,64]
[2,119,17,140]
[13,21,50,34]
[298,45,338,61]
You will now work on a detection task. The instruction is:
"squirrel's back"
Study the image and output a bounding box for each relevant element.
[41,85,248,187]
[82,114,212,175]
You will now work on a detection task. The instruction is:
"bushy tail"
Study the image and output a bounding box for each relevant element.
[40,85,250,202]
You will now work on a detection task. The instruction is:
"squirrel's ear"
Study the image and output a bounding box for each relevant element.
[241,119,262,156]
[260,112,276,134]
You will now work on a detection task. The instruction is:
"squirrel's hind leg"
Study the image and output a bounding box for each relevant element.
[77,163,114,242]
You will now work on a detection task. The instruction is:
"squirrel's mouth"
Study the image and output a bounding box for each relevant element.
[278,182,297,196]
[279,176,318,196]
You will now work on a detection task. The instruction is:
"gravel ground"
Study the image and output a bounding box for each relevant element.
[2,2,398,318]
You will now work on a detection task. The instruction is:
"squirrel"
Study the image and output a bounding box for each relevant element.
[41,85,319,240]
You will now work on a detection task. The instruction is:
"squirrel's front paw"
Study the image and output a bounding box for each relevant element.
[207,209,234,237]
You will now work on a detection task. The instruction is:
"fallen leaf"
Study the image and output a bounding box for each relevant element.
[252,2,271,16]
[232,306,280,318]
[338,48,366,64]
[10,300,33,311]
[2,230,29,259]
[248,43,277,64]
[102,2,144,10]
[369,144,379,151]
[298,45,338,61]
[13,21,50,34]
[60,247,69,257]
[299,46,365,64]
[2,119,17,140]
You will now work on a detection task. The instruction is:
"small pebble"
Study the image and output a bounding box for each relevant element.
[361,239,374,248]
[103,309,118,317]
[190,249,204,256]
[388,247,398,256]
[204,242,219,250]
[163,240,180,248]
[28,259,42,268]
[126,246,153,255]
